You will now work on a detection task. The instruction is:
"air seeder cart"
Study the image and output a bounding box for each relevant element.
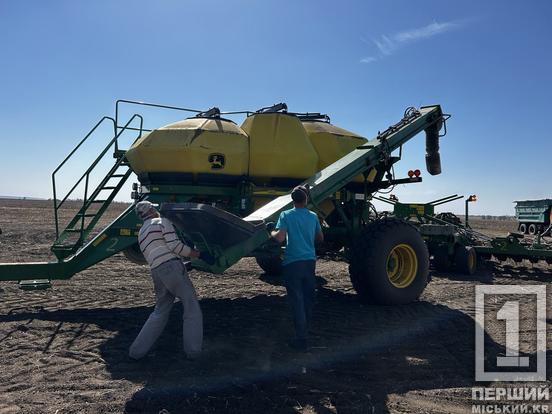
[0,100,450,305]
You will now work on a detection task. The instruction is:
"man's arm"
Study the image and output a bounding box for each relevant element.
[271,228,287,243]
[271,213,287,243]
[161,219,200,258]
[315,230,324,244]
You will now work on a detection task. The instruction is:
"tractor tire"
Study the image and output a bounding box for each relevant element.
[255,256,283,275]
[123,243,147,265]
[454,246,477,275]
[528,224,537,235]
[518,223,527,234]
[349,218,429,305]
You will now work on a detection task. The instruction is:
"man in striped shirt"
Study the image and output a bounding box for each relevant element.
[129,200,205,360]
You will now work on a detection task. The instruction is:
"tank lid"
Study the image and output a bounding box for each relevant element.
[295,112,331,123]
[195,107,221,119]
[255,102,288,113]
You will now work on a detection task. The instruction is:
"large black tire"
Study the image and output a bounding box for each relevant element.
[518,223,527,234]
[255,256,283,275]
[528,223,537,235]
[349,218,429,305]
[454,245,477,275]
[123,243,147,265]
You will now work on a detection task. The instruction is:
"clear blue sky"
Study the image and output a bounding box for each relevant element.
[0,0,551,214]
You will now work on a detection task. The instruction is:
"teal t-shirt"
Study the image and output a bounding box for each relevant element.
[275,207,322,266]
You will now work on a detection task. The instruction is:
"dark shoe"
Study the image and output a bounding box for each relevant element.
[288,338,308,352]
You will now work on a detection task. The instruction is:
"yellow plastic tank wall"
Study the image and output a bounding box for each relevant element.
[241,113,319,185]
[302,121,367,182]
[126,117,249,182]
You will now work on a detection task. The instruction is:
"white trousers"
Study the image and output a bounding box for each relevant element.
[129,259,203,359]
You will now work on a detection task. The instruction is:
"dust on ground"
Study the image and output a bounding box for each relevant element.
[0,200,550,414]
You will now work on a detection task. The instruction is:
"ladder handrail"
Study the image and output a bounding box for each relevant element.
[114,99,202,149]
[52,117,115,236]
[52,117,115,177]
[52,114,144,238]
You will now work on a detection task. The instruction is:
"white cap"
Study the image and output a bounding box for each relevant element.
[135,201,158,219]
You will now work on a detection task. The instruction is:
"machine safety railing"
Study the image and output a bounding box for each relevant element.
[51,114,144,248]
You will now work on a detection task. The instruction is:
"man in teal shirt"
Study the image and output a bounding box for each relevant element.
[271,186,324,351]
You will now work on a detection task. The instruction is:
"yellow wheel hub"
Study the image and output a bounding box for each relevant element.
[387,244,418,288]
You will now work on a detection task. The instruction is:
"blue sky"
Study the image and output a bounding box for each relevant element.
[0,0,551,214]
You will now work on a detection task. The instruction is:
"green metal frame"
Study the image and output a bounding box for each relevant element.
[0,104,447,285]
[475,236,552,263]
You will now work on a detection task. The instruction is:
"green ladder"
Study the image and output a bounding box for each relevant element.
[51,114,143,260]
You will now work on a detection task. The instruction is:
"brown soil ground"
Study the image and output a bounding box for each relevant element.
[0,200,551,414]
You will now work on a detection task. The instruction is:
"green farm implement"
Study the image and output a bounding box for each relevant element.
[0,101,449,304]
[377,195,552,275]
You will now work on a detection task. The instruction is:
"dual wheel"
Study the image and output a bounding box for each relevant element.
[518,223,551,236]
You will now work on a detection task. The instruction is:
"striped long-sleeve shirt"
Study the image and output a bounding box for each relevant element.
[138,217,192,269]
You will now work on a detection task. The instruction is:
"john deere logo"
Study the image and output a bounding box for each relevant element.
[208,153,225,170]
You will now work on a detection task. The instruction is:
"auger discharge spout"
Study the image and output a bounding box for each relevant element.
[425,117,443,176]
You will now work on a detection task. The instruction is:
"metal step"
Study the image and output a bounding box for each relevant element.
[51,245,75,251]
[76,213,96,218]
[18,279,52,290]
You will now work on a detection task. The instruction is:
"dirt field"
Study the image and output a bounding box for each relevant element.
[0,200,550,414]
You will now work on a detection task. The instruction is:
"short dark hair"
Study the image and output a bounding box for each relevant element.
[291,186,308,204]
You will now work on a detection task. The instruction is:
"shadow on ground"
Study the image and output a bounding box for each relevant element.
[430,258,552,284]
[0,284,510,413]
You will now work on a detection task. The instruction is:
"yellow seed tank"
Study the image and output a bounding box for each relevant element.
[125,105,368,187]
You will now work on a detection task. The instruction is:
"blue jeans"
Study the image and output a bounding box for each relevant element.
[283,260,316,341]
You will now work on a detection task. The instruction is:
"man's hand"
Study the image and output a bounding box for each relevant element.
[189,249,216,265]
[199,251,216,265]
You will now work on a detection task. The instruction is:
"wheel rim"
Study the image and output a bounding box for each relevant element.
[387,244,418,288]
